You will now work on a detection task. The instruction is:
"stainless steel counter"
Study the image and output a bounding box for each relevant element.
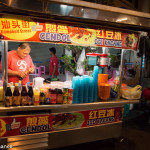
[0,99,139,114]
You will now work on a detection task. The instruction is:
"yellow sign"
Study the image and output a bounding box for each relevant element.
[26,116,49,126]
[0,119,6,136]
[89,109,115,120]
[0,15,37,40]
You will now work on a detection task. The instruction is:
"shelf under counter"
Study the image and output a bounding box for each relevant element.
[0,99,139,114]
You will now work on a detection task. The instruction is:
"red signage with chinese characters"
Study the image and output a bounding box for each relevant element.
[51,107,123,131]
[0,14,139,50]
[0,107,123,137]
[0,114,52,137]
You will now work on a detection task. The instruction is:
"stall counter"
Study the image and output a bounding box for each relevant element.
[0,99,139,149]
[0,99,139,113]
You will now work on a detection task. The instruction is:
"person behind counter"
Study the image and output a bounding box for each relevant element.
[8,42,35,84]
[49,47,59,78]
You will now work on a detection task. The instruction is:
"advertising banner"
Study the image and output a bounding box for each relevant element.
[0,14,139,50]
[0,107,123,137]
[51,107,123,131]
[0,114,52,137]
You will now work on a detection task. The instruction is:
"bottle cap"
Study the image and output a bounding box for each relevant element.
[15,83,18,86]
[19,80,22,83]
[23,83,26,86]
[30,82,33,86]
[40,89,44,92]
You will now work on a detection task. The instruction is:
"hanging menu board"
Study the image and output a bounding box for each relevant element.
[0,14,139,50]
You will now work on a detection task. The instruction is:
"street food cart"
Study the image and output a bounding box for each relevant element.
[0,0,149,149]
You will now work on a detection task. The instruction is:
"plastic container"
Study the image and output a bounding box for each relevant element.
[33,87,40,106]
[88,56,97,66]
[98,83,111,100]
[98,74,108,84]
[98,74,108,98]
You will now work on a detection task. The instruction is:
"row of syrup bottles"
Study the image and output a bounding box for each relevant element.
[5,82,34,107]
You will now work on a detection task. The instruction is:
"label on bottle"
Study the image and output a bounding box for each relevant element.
[63,88,69,96]
[5,96,13,106]
[68,89,73,97]
[40,96,45,103]
[34,95,39,106]
[27,96,33,105]
[13,96,20,106]
[68,97,73,104]
[56,94,63,104]
[63,96,68,104]
[50,94,56,104]
[21,96,27,106]
[45,98,50,104]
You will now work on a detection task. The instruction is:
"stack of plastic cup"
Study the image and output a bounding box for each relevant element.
[93,66,99,101]
[78,76,84,103]
[88,77,94,103]
[72,76,80,104]
[83,75,89,103]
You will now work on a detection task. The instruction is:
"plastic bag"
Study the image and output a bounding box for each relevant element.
[76,48,85,75]
[65,48,72,56]
[121,85,142,100]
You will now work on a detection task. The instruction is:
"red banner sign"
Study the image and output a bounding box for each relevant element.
[0,14,139,50]
[0,107,123,137]
[51,107,123,131]
[0,114,52,137]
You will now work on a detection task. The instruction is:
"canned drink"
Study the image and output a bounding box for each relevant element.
[68,96,73,104]
[63,88,68,97]
[68,89,73,97]
[63,96,68,104]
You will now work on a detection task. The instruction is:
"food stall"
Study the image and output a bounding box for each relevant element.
[0,0,149,149]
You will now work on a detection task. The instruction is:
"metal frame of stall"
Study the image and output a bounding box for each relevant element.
[0,0,149,149]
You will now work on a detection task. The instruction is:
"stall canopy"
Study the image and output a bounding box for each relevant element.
[0,14,140,51]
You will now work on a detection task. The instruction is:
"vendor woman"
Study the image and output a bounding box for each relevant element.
[8,42,35,84]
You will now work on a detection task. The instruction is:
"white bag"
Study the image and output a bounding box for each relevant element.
[76,49,85,75]
[65,48,72,56]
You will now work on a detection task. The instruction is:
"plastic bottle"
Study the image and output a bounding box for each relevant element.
[0,80,4,102]
[56,89,63,104]
[50,88,56,104]
[63,87,69,104]
[68,88,73,104]
[13,83,20,106]
[40,89,45,105]
[27,83,34,105]
[5,85,13,107]
[45,87,51,104]
[21,84,28,106]
[34,87,40,106]
[18,80,22,92]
